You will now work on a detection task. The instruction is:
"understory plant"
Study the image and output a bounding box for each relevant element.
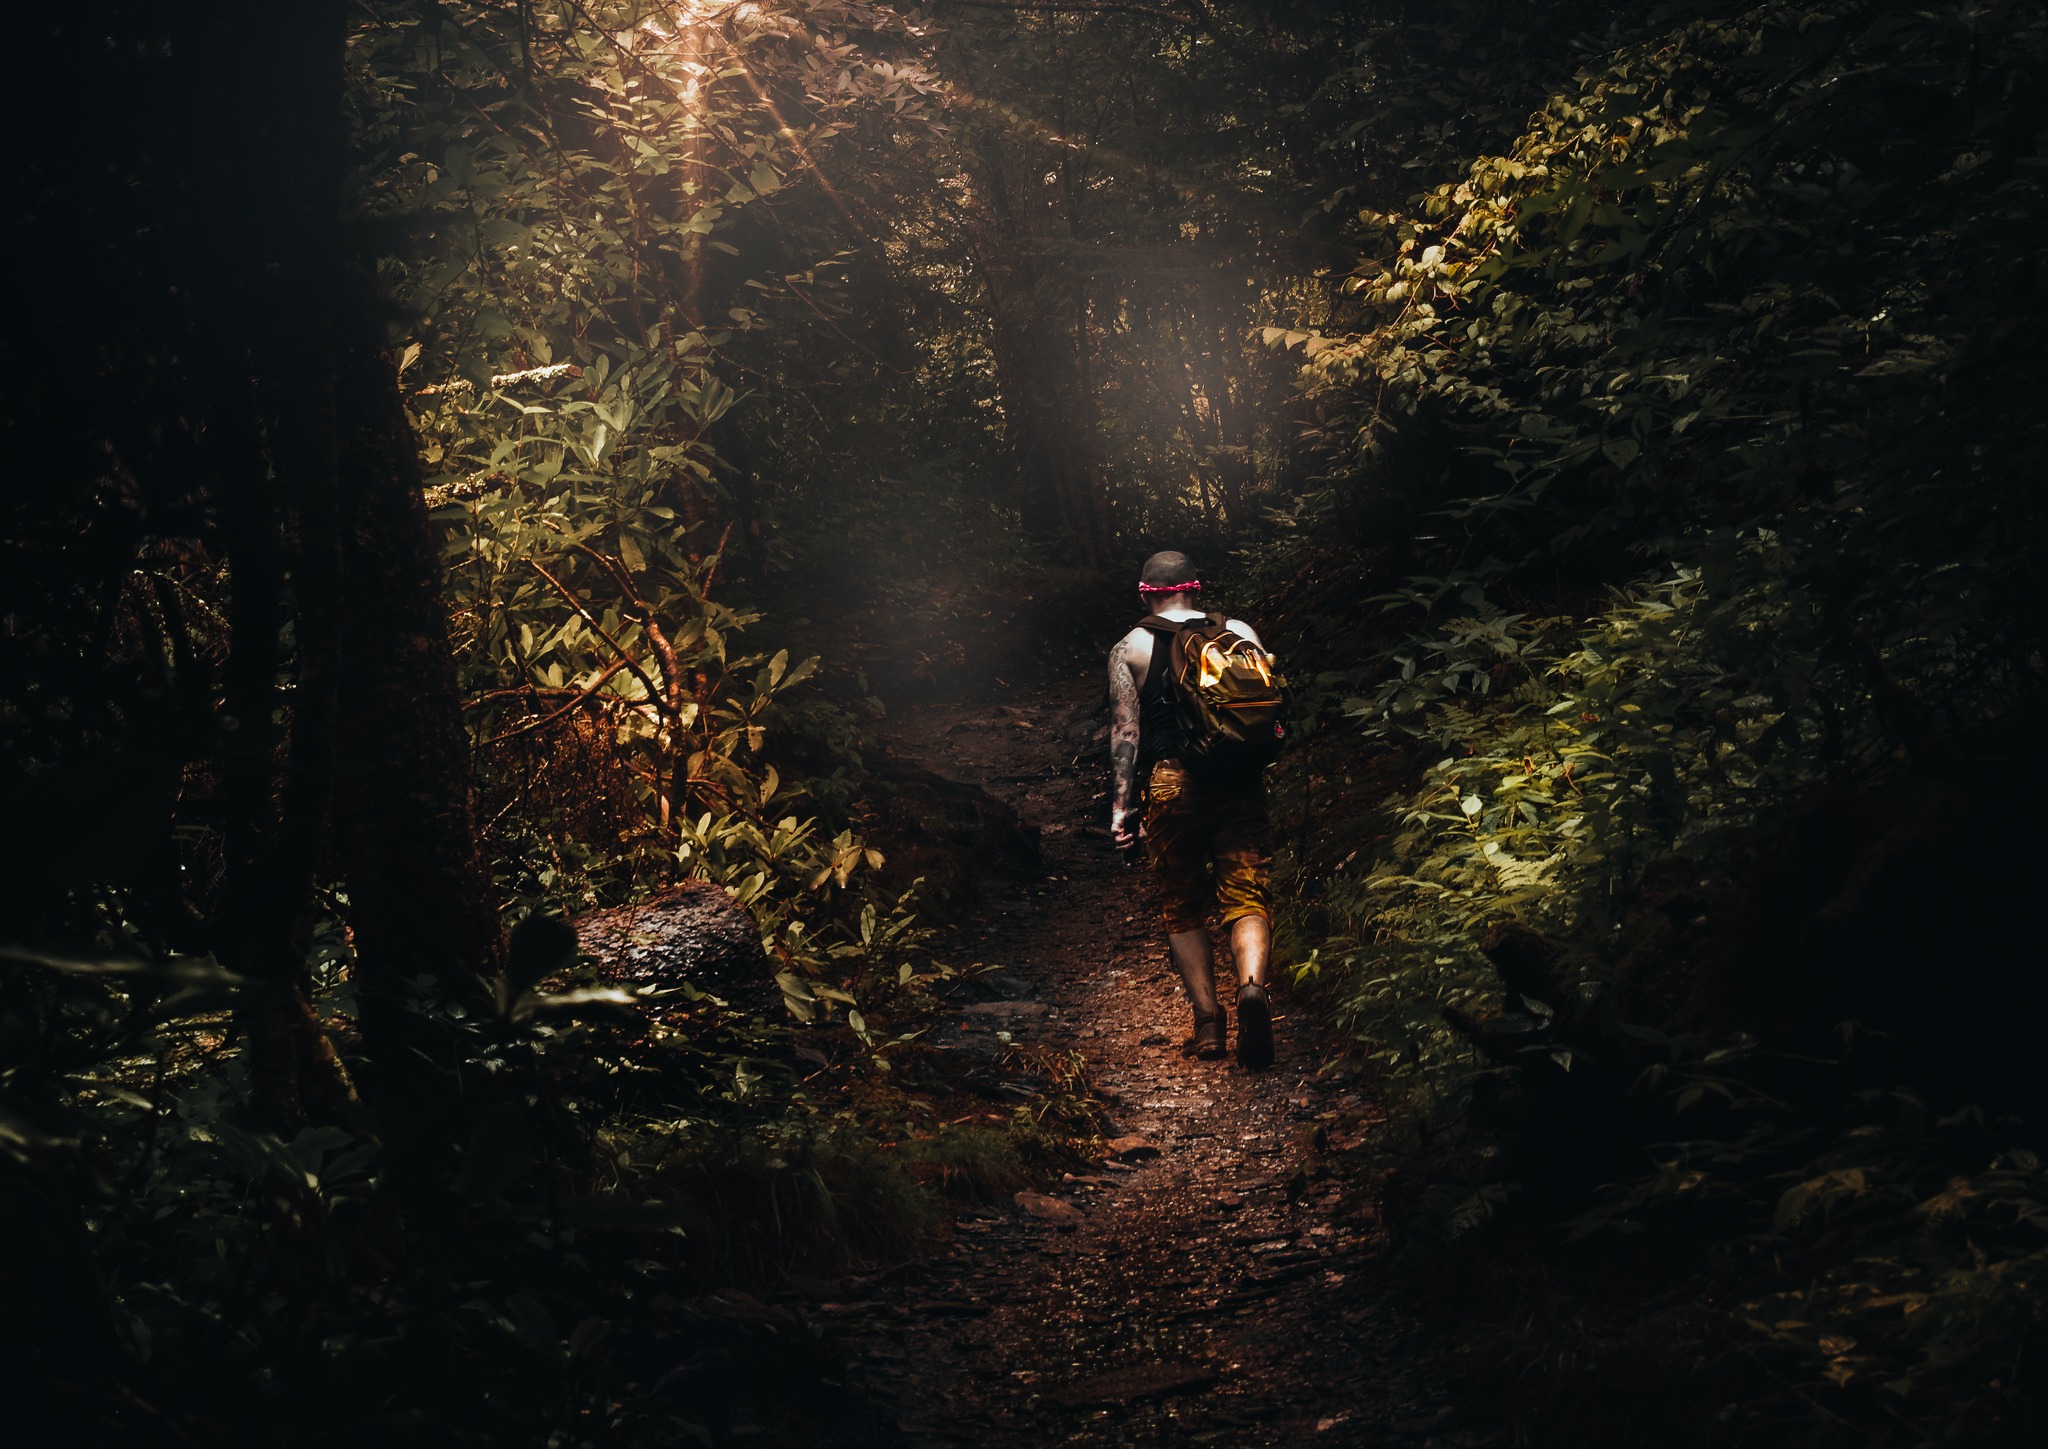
[1263,1,2048,1442]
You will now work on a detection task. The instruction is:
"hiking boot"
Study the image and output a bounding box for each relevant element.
[1189,1009,1226,1060]
[1235,983,1274,1069]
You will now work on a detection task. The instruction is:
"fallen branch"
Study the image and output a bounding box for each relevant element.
[489,361,585,388]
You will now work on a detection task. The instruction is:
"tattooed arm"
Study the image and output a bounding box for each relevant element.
[1108,629,1147,849]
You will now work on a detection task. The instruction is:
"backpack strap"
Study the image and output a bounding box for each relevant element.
[1135,614,1216,637]
[1134,615,1207,693]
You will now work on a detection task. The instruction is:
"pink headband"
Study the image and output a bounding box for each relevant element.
[1137,580,1200,594]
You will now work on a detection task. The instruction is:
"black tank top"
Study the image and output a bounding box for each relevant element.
[1138,618,1186,768]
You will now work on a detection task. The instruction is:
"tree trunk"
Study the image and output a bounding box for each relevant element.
[208,0,359,1129]
[333,276,503,1136]
[971,123,1108,564]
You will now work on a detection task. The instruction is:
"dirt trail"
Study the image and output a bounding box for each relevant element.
[828,673,1483,1447]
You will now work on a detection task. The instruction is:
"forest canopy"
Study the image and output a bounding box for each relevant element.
[5,1,2045,1444]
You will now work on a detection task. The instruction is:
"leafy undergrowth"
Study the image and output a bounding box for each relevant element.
[19,880,1113,1445]
[9,509,1096,1445]
[1278,659,2048,1445]
[1256,0,2048,1443]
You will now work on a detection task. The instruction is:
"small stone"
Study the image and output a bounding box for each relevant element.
[1140,1033,1170,1047]
[1105,1134,1161,1160]
[1014,1190,1084,1229]
[1215,1191,1243,1210]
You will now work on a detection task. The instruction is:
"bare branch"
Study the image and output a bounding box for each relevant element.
[526,558,668,709]
[558,535,684,720]
[481,657,635,746]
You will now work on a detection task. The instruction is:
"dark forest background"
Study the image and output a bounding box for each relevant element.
[4,1,2045,1444]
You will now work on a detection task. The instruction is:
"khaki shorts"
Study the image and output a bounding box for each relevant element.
[1142,760,1272,934]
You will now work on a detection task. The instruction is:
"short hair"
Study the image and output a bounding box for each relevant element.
[1139,550,1198,589]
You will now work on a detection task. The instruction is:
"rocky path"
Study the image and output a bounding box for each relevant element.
[826,674,1482,1447]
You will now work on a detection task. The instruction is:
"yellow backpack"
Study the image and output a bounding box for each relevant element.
[1138,613,1290,775]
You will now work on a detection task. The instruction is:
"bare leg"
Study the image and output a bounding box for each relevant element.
[1229,914,1271,990]
[1230,914,1275,1068]
[1167,927,1220,1019]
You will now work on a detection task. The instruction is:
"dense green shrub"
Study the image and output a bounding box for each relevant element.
[1264,2,2048,1441]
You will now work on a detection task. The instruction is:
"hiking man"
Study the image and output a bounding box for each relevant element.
[1107,551,1284,1067]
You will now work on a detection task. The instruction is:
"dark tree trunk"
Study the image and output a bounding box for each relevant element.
[972,125,1112,565]
[208,0,361,1129]
[332,278,503,1132]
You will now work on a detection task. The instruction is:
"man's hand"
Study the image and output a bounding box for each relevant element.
[1111,805,1136,851]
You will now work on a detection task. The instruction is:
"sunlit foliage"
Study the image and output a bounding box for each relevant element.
[1270,2,2048,1440]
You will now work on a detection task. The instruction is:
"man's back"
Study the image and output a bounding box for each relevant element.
[1109,610,1263,696]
